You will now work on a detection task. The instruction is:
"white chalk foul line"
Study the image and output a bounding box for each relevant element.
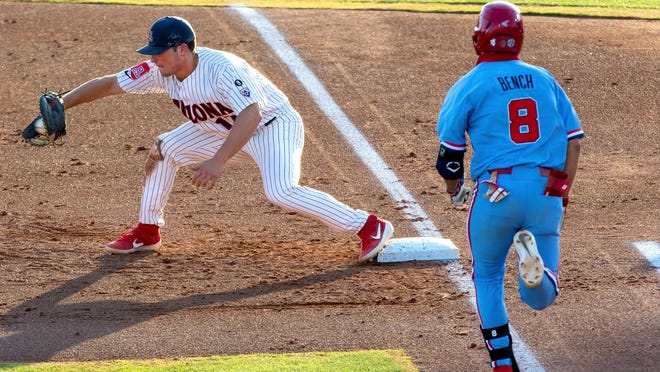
[232,6,543,371]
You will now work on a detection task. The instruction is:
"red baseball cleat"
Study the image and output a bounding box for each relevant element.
[357,214,393,262]
[493,365,514,372]
[106,223,161,254]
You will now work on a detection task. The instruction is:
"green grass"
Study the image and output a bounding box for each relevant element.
[22,0,660,19]
[1,350,418,372]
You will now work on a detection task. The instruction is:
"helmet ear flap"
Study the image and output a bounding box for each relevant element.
[472,32,480,55]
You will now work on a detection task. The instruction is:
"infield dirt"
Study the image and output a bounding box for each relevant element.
[1,2,658,371]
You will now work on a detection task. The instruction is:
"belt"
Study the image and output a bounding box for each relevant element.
[488,167,554,176]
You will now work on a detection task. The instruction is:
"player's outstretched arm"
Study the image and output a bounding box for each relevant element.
[61,75,125,110]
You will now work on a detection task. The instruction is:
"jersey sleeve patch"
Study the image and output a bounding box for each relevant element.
[234,79,251,97]
[126,62,151,80]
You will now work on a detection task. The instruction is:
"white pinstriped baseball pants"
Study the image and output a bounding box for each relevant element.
[140,108,369,232]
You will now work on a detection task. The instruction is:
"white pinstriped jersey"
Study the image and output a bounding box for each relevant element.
[116,47,289,134]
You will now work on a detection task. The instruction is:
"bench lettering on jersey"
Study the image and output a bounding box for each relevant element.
[497,74,534,92]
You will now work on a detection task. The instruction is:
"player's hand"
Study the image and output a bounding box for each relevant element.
[446,178,470,206]
[191,158,225,190]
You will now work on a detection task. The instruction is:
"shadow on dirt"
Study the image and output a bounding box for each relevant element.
[0,253,376,362]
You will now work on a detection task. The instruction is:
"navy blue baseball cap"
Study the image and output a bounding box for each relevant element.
[137,16,196,55]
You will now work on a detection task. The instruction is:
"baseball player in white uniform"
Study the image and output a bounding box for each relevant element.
[58,16,393,262]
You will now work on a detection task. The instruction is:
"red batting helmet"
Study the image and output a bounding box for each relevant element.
[472,1,524,55]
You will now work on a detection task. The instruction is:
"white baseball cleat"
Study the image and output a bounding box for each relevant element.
[513,230,544,288]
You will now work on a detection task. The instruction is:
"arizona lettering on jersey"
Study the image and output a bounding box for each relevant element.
[172,99,236,129]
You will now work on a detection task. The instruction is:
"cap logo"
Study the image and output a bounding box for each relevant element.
[148,30,153,43]
[166,31,181,47]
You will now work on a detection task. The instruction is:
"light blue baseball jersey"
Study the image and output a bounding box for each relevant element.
[437,59,584,181]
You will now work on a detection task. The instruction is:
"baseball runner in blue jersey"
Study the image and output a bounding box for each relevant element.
[435,2,584,371]
[44,16,393,262]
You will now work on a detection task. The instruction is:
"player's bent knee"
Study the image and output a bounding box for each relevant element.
[156,137,190,165]
[263,186,302,208]
[264,192,293,207]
